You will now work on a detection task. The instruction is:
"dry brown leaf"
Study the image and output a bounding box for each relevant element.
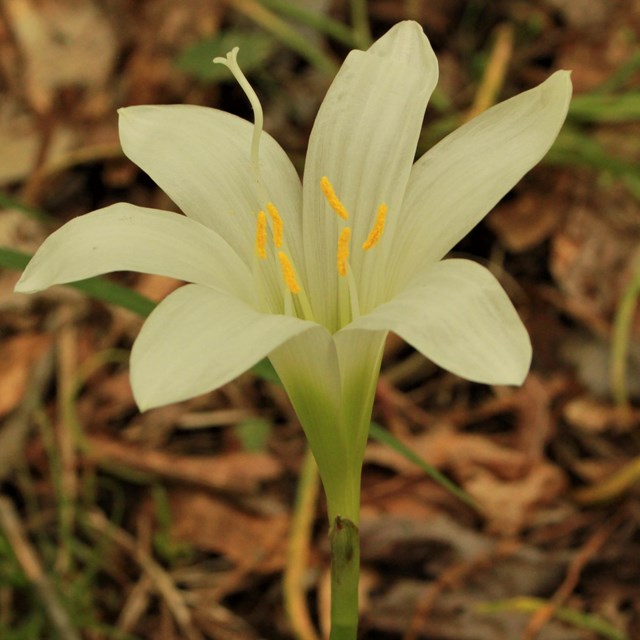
[4,0,117,112]
[488,191,562,252]
[465,463,568,536]
[86,435,282,493]
[134,274,183,303]
[551,204,640,326]
[564,396,639,433]
[168,488,289,574]
[0,333,52,416]
[366,428,529,481]
[0,101,77,185]
[366,579,578,640]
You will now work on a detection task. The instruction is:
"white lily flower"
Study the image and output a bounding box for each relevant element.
[16,21,571,519]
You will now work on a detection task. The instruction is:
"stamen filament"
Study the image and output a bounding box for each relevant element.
[320,176,349,221]
[362,203,388,250]
[337,227,351,277]
[255,211,267,259]
[278,251,301,295]
[266,202,284,248]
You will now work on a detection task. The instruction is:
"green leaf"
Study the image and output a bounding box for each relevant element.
[548,126,640,200]
[569,92,640,123]
[0,192,53,224]
[175,30,277,82]
[259,0,356,47]
[476,597,629,640]
[234,417,272,452]
[1,247,156,317]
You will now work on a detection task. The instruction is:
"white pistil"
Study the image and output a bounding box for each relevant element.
[215,50,316,320]
[346,267,360,320]
[214,47,267,200]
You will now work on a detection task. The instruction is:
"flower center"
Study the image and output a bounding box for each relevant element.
[319,176,388,326]
[215,48,388,329]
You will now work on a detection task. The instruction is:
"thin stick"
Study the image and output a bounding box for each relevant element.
[83,510,203,640]
[0,346,54,482]
[284,447,321,640]
[464,23,514,122]
[0,497,82,640]
[610,253,640,407]
[522,514,622,640]
[55,318,79,574]
[573,456,640,504]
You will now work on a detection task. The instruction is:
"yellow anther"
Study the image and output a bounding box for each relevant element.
[255,211,267,259]
[278,251,301,294]
[266,202,284,248]
[320,176,349,221]
[362,203,388,250]
[337,227,351,277]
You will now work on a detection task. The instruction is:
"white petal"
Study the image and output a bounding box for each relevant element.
[301,21,439,329]
[131,285,316,410]
[118,105,303,267]
[346,259,531,385]
[15,203,253,299]
[390,71,572,291]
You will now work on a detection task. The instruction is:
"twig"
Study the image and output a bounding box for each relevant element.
[477,597,627,640]
[83,510,203,640]
[573,456,640,504]
[117,574,154,634]
[610,253,640,408]
[0,346,54,482]
[464,23,514,122]
[0,496,82,640]
[284,447,321,640]
[55,317,79,574]
[404,541,519,640]
[522,514,622,640]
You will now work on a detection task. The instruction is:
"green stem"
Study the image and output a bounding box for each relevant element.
[329,516,360,640]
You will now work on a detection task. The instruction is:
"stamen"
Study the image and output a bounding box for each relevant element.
[255,211,267,259]
[266,202,284,248]
[278,251,301,294]
[362,204,388,250]
[214,48,264,188]
[337,227,351,277]
[320,176,349,221]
